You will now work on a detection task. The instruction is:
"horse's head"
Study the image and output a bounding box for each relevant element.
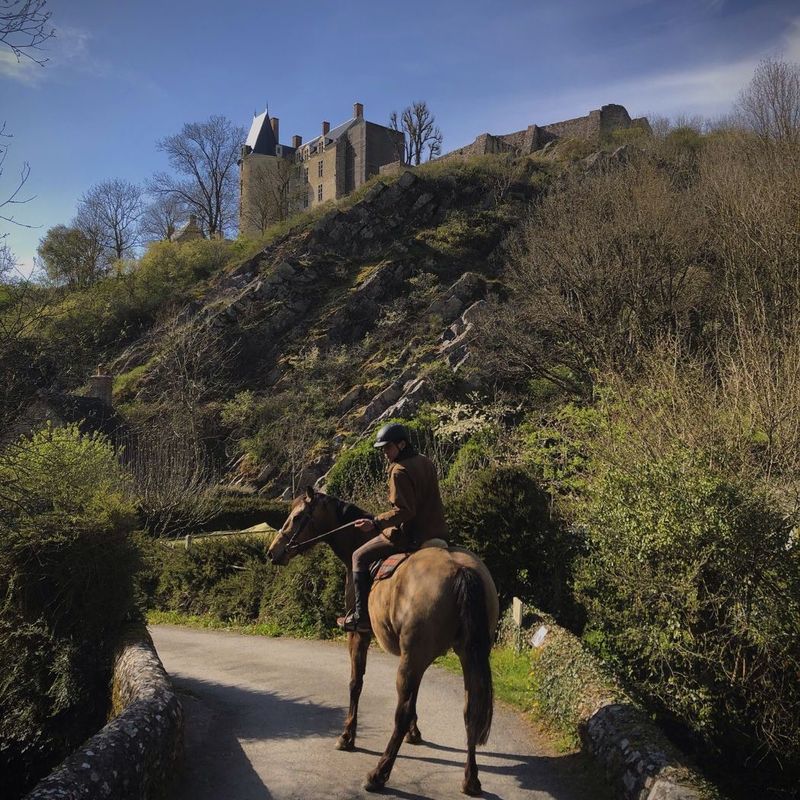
[268,486,333,566]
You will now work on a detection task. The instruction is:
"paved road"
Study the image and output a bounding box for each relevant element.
[151,625,606,800]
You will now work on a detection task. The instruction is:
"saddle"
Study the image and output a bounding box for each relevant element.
[369,538,449,582]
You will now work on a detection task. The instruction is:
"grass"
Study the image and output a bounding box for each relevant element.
[147,609,283,637]
[435,647,534,712]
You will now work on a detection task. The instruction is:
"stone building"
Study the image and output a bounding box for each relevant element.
[169,214,205,243]
[238,103,403,237]
[442,103,651,161]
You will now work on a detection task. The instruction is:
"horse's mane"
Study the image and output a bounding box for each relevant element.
[319,492,368,526]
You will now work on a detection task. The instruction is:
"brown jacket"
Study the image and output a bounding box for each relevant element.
[375,452,448,548]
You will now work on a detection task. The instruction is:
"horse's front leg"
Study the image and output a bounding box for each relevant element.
[364,655,424,791]
[336,630,371,751]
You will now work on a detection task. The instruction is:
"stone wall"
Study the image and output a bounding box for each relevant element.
[500,608,720,800]
[441,103,648,162]
[25,626,182,800]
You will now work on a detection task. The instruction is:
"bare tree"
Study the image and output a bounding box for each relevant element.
[122,420,218,537]
[150,115,246,238]
[75,178,143,262]
[736,57,800,144]
[390,101,444,165]
[0,122,34,235]
[139,194,186,243]
[242,157,303,235]
[0,0,54,66]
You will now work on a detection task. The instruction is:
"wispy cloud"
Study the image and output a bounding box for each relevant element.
[0,26,99,85]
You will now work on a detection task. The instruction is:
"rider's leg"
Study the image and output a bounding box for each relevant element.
[339,535,397,632]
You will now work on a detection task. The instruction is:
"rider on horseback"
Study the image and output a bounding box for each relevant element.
[338,422,448,632]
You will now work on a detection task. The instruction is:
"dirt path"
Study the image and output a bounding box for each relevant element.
[150,625,606,800]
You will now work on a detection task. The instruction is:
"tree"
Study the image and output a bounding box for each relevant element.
[0,0,54,66]
[75,178,143,262]
[138,194,186,243]
[36,224,102,288]
[150,115,246,238]
[390,101,443,165]
[241,157,302,235]
[736,57,800,144]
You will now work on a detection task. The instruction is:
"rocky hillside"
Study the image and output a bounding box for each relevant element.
[108,159,543,493]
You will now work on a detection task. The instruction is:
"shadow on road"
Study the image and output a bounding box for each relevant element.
[357,742,607,800]
[171,672,346,800]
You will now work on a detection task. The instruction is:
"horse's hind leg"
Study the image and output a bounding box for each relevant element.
[336,630,371,751]
[404,685,422,744]
[458,652,482,796]
[364,655,425,791]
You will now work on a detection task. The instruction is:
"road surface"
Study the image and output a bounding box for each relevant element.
[151,625,607,800]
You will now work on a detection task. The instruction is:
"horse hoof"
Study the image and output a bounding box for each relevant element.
[335,735,355,751]
[363,772,386,792]
[405,730,423,745]
[462,777,482,796]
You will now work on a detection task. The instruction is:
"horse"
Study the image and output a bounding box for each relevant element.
[267,486,500,796]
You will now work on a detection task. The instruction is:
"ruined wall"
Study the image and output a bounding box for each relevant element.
[364,121,405,181]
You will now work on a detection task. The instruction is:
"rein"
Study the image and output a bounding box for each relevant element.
[286,520,358,552]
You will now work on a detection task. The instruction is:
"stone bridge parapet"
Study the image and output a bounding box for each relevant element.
[25,626,182,800]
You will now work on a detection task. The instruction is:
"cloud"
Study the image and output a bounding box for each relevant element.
[0,26,99,85]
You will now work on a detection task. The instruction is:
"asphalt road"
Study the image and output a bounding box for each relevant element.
[150,625,606,800]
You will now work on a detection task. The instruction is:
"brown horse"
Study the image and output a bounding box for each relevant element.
[267,487,499,795]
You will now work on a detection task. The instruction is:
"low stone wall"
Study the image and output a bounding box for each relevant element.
[501,607,721,800]
[25,626,182,800]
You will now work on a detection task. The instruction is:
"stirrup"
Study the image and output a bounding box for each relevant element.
[337,613,371,633]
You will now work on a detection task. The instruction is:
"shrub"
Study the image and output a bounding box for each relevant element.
[446,465,579,618]
[575,444,800,771]
[145,535,345,637]
[0,425,140,796]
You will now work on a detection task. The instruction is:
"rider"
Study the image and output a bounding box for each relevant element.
[338,422,448,632]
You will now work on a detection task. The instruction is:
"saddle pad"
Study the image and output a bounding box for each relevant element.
[372,552,411,582]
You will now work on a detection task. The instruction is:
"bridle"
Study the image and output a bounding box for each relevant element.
[284,493,321,553]
[283,494,362,553]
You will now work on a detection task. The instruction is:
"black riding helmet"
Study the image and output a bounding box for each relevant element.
[373,422,410,448]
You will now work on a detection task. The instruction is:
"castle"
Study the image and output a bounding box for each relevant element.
[238,103,649,236]
[239,103,402,237]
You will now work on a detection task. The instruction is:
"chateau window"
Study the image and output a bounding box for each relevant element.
[317,184,323,202]
[318,161,323,178]
[303,167,308,182]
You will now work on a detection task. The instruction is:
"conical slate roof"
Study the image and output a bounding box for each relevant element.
[246,110,277,155]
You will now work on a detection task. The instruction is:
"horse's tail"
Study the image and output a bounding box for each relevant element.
[454,566,493,746]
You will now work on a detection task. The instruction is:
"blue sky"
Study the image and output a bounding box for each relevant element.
[2,0,799,273]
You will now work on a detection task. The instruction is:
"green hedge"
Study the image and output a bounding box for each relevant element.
[143,535,345,637]
[0,426,141,797]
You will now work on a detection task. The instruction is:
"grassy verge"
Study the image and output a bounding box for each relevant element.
[435,646,576,752]
[147,609,284,638]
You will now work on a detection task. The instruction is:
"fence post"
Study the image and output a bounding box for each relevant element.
[512,597,524,653]
[184,535,192,551]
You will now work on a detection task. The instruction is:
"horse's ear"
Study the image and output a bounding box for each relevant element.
[305,485,315,502]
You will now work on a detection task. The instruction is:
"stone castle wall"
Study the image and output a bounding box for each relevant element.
[441,103,649,163]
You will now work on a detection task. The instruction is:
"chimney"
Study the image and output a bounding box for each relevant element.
[292,134,302,148]
[270,117,279,143]
[353,102,364,119]
[89,364,113,409]
[322,120,330,136]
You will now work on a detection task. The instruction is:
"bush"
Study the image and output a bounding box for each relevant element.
[575,444,800,772]
[0,425,140,796]
[446,465,579,618]
[145,535,345,636]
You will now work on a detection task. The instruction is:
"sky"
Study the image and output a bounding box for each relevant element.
[2,0,799,274]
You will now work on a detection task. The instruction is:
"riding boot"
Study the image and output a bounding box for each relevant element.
[339,571,372,632]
